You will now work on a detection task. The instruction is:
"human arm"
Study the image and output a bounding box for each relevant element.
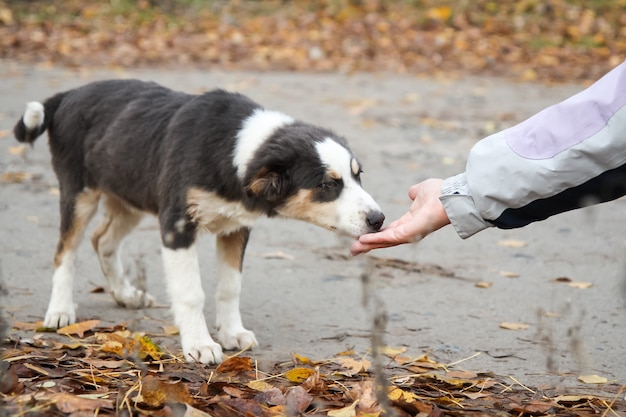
[351,59,626,255]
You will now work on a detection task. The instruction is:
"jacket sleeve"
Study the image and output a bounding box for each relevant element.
[440,60,626,239]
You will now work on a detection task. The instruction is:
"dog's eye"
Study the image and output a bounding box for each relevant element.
[321,181,337,191]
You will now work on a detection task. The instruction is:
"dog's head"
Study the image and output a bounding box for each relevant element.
[235,110,384,238]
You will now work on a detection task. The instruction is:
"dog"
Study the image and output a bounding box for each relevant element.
[13,79,385,364]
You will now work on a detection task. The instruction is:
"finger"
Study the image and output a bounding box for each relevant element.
[350,240,396,256]
[408,183,421,200]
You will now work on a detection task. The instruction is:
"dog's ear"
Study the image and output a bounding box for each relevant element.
[246,168,285,202]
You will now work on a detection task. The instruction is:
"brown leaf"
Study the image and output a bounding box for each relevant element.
[52,392,114,413]
[0,362,21,395]
[57,320,100,338]
[254,387,286,406]
[140,374,193,407]
[216,356,253,373]
[223,398,264,416]
[285,386,312,414]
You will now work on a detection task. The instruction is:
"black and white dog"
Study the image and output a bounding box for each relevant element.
[13,79,384,364]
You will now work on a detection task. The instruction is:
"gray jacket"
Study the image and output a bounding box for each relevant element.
[440,60,626,238]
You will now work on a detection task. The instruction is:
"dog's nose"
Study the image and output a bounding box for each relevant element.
[366,211,385,231]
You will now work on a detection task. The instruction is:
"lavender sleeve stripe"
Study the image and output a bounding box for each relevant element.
[506,60,626,160]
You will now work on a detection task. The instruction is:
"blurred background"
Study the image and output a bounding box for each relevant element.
[0,0,624,83]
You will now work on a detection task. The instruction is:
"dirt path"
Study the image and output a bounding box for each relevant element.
[1,61,624,390]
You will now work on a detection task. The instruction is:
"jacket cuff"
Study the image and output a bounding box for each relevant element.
[440,173,492,239]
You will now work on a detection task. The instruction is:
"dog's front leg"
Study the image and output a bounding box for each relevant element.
[162,242,223,364]
[215,228,258,350]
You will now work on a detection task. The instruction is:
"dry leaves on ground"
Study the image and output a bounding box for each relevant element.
[2,322,625,416]
[0,0,625,83]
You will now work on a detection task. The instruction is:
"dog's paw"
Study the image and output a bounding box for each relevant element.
[182,339,224,364]
[112,285,156,309]
[217,327,258,351]
[43,308,76,328]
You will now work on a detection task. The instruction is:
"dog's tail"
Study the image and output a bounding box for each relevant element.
[13,92,65,144]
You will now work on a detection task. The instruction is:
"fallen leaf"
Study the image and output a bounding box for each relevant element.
[184,404,213,417]
[328,399,359,417]
[388,387,417,403]
[247,380,275,392]
[216,356,253,373]
[554,394,598,403]
[136,335,163,360]
[161,325,179,336]
[568,281,593,289]
[254,387,286,406]
[284,367,315,383]
[335,357,371,376]
[578,374,608,384]
[52,392,113,413]
[499,271,520,278]
[261,251,294,260]
[500,322,529,330]
[498,239,527,248]
[475,281,493,288]
[57,320,100,338]
[11,321,43,331]
[8,145,27,155]
[140,375,192,407]
[380,346,407,356]
[284,386,312,413]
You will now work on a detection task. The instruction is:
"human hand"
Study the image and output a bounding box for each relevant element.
[350,178,450,255]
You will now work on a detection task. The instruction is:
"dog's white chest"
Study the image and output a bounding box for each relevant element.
[186,189,260,235]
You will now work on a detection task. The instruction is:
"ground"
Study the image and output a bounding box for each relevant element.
[0,62,625,415]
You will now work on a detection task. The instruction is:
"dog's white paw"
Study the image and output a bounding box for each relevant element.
[182,338,224,364]
[43,308,76,328]
[217,327,258,351]
[112,284,156,309]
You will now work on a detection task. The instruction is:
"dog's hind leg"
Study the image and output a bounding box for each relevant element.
[44,189,100,328]
[91,195,155,309]
[215,228,258,351]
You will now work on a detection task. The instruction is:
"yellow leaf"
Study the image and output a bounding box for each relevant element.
[335,357,371,375]
[500,322,529,330]
[8,145,27,155]
[475,281,493,288]
[498,239,527,248]
[57,320,100,338]
[99,340,124,356]
[499,270,520,278]
[328,399,359,417]
[284,367,315,383]
[136,335,163,360]
[247,380,274,392]
[578,374,608,384]
[568,281,593,289]
[161,325,179,336]
[554,395,598,403]
[293,352,313,365]
[426,6,452,21]
[388,387,417,403]
[380,346,407,356]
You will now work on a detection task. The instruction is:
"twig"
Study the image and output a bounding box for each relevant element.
[508,376,535,394]
[361,256,396,417]
[600,385,626,417]
[446,352,481,368]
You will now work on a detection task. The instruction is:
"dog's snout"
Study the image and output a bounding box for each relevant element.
[366,211,385,232]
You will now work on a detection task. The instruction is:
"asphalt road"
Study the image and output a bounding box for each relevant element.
[1,61,625,390]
